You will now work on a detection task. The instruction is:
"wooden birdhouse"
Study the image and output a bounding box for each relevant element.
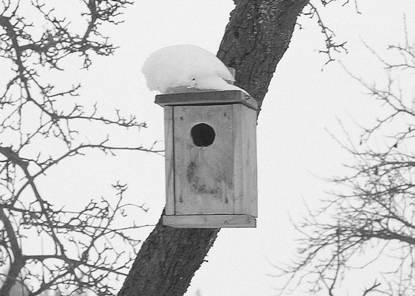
[155,90,258,228]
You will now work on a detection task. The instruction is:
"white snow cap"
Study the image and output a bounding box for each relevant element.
[142,44,248,94]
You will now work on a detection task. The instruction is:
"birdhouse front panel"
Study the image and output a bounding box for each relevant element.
[155,90,258,228]
[174,104,235,215]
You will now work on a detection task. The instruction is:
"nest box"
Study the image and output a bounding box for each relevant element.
[155,90,258,228]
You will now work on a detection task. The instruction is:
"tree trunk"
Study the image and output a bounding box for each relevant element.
[218,0,309,108]
[118,1,309,295]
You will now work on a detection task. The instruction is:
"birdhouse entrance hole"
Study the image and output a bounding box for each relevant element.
[191,123,215,147]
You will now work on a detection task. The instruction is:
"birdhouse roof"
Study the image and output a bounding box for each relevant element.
[154,90,258,110]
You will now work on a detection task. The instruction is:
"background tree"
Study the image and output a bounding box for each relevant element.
[275,23,415,296]
[0,1,159,295]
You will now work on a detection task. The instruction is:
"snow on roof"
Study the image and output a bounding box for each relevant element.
[142,44,247,94]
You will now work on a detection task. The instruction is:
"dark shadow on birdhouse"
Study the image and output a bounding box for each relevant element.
[155,90,258,228]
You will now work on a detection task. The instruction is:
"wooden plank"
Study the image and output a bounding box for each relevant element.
[164,106,175,215]
[232,104,258,217]
[173,105,235,215]
[232,103,244,215]
[155,90,258,110]
[242,105,258,217]
[162,214,256,228]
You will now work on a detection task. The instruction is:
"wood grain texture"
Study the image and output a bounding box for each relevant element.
[164,106,175,216]
[163,214,256,228]
[155,90,258,110]
[232,103,258,217]
[160,93,257,227]
[174,104,234,215]
[159,91,257,222]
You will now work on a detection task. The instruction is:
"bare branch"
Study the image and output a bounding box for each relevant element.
[0,1,158,294]
[274,20,415,296]
[301,2,348,64]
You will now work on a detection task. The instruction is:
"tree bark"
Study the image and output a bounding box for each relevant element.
[118,1,309,295]
[218,0,309,109]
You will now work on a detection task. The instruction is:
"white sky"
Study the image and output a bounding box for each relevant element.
[2,0,415,295]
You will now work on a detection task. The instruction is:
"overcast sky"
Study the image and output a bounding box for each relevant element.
[3,1,415,295]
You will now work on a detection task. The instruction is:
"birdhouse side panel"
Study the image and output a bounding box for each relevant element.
[163,106,175,215]
[173,105,235,215]
[232,104,258,217]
